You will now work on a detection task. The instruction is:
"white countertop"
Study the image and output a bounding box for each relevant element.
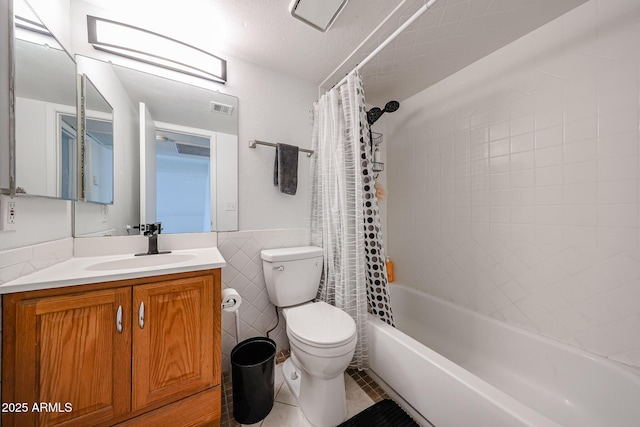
[0,247,226,294]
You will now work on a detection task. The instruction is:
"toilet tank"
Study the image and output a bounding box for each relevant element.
[261,246,324,307]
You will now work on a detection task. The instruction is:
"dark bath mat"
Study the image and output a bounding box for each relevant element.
[338,399,420,427]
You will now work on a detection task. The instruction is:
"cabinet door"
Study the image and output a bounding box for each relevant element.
[132,274,216,410]
[10,288,132,427]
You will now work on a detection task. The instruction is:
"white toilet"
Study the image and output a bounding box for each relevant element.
[261,246,357,427]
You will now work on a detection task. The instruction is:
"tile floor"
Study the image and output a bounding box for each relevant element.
[220,351,390,427]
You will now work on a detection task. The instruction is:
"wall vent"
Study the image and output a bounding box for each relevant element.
[175,143,210,157]
[210,101,234,115]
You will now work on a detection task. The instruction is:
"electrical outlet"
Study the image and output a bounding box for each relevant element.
[0,195,17,232]
[225,201,237,211]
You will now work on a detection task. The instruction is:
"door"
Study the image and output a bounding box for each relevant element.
[132,275,216,410]
[11,288,132,427]
[140,102,157,224]
[155,129,212,233]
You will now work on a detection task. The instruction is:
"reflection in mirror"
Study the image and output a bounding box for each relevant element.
[156,129,212,234]
[13,0,77,199]
[82,75,114,204]
[74,57,238,236]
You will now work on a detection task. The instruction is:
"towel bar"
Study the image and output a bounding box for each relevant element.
[249,140,314,157]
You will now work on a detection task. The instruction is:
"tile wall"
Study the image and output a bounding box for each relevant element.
[387,0,640,368]
[217,228,308,372]
[0,237,74,285]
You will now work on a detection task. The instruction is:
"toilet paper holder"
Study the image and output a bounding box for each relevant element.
[222,288,242,344]
[222,298,239,310]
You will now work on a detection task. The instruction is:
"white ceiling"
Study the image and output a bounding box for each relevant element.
[77,0,587,105]
[351,0,588,105]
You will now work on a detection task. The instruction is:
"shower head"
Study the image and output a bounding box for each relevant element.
[384,100,400,113]
[367,107,383,125]
[367,100,400,125]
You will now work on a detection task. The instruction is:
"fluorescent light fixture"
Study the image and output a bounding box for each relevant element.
[87,16,226,83]
[14,0,62,48]
[15,15,50,36]
[289,0,348,32]
[13,0,48,34]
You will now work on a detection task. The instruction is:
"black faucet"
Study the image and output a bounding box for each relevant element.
[134,222,171,256]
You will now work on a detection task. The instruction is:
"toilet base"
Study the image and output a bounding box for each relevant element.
[282,358,348,427]
[282,358,301,398]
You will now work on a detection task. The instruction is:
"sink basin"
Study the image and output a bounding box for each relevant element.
[85,253,197,271]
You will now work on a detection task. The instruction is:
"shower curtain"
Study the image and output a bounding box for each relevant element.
[309,72,394,370]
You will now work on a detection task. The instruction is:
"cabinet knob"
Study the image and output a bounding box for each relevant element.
[116,305,123,334]
[139,302,145,329]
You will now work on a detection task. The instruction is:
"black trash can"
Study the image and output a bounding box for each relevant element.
[231,337,276,424]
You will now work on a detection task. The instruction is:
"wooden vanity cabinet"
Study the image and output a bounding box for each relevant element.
[2,269,222,427]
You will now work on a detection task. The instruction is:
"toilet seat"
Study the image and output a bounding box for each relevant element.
[285,301,356,348]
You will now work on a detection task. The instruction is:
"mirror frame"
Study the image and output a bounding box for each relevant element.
[9,0,79,201]
[77,73,85,200]
[6,0,16,195]
[78,73,114,205]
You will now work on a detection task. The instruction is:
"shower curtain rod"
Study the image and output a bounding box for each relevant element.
[319,0,412,92]
[326,0,438,91]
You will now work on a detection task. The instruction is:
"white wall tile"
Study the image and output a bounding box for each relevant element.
[564,183,597,204]
[536,186,563,205]
[598,108,638,137]
[535,104,564,130]
[598,156,638,182]
[511,188,536,205]
[536,165,563,187]
[387,0,640,369]
[511,115,535,137]
[597,204,638,228]
[489,121,509,141]
[598,180,638,204]
[511,169,535,188]
[511,132,535,153]
[490,172,510,190]
[563,205,597,227]
[564,225,598,247]
[218,228,308,372]
[536,146,563,167]
[565,99,597,124]
[599,132,638,159]
[565,118,597,144]
[0,238,73,285]
[597,227,637,250]
[536,206,563,225]
[551,306,591,333]
[535,125,563,148]
[565,139,598,164]
[564,161,597,184]
[511,206,535,224]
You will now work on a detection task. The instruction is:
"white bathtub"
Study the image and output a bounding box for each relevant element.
[368,284,640,427]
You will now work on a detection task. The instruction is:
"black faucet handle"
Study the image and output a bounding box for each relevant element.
[149,222,162,235]
[134,222,162,236]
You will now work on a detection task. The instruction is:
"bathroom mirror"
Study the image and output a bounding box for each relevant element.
[74,58,238,236]
[80,75,114,204]
[13,0,78,199]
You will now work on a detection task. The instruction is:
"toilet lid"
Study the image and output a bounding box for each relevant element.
[286,302,356,347]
